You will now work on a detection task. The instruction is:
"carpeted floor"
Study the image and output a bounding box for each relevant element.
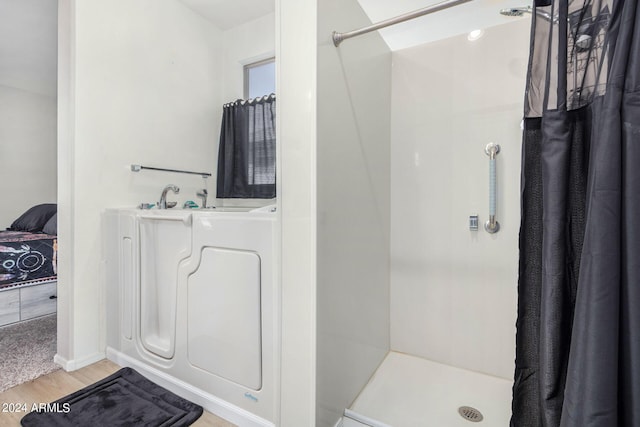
[0,314,59,392]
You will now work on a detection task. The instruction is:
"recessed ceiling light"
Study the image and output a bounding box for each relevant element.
[468,29,484,41]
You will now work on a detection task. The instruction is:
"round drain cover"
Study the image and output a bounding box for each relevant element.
[458,406,484,422]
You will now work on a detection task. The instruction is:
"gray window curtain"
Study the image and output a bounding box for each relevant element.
[512,1,640,426]
[216,94,276,199]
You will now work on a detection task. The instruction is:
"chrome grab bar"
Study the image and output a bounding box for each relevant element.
[484,143,501,234]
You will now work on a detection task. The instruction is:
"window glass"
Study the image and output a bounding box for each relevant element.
[245,59,275,99]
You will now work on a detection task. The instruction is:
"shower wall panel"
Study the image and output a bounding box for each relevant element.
[316,0,392,425]
[389,20,530,380]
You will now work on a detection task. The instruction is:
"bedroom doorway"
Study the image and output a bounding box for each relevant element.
[0,0,59,393]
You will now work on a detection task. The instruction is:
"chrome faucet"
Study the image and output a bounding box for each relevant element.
[196,189,208,208]
[159,184,179,209]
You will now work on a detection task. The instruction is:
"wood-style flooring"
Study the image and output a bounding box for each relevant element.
[0,359,236,427]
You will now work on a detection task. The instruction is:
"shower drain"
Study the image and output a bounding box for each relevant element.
[458,406,484,423]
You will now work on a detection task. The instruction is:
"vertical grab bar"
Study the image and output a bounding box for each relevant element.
[485,143,501,234]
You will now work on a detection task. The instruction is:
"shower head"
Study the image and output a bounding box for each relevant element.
[500,6,592,49]
[499,6,532,16]
[500,5,554,21]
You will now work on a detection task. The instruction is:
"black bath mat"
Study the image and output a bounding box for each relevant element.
[21,367,203,427]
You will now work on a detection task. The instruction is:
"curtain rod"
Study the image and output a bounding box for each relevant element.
[224,93,276,108]
[332,0,474,47]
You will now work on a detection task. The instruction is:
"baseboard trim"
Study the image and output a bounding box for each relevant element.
[106,347,274,427]
[54,351,105,371]
[53,354,69,369]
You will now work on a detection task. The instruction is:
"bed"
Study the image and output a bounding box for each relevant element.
[0,204,57,326]
[0,230,57,290]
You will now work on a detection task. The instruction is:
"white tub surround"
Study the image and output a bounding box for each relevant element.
[389,20,528,380]
[104,208,277,426]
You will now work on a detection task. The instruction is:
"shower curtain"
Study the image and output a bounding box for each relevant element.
[512,1,640,426]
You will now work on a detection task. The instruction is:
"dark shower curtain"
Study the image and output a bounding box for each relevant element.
[512,1,640,426]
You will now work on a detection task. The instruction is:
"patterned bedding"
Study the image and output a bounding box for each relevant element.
[0,231,57,290]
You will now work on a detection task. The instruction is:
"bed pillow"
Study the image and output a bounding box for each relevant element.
[9,204,57,232]
[42,212,58,235]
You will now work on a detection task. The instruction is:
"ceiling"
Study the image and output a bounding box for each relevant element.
[0,0,57,97]
[0,0,530,97]
[178,0,275,30]
[178,0,531,50]
[356,0,531,51]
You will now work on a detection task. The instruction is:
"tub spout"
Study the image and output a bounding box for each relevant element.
[159,184,180,209]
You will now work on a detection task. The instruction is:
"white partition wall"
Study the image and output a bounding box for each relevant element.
[315,1,392,426]
[277,0,318,425]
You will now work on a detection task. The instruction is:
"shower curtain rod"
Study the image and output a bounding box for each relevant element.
[332,0,473,47]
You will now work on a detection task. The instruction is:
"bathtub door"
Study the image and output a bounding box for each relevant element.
[139,213,192,359]
[187,247,262,390]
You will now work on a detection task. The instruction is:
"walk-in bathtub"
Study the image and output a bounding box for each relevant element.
[104,207,277,427]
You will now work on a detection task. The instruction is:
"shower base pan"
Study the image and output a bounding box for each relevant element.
[343,352,512,427]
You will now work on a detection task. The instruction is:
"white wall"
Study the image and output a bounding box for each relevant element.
[0,85,57,228]
[0,0,58,97]
[278,0,318,425]
[215,12,276,208]
[222,12,275,103]
[57,0,224,368]
[390,20,529,380]
[315,1,391,426]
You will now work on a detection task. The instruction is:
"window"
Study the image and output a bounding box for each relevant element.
[216,58,276,199]
[217,95,276,199]
[244,58,275,99]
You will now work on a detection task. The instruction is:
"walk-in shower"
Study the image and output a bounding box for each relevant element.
[320,2,530,426]
[319,0,622,425]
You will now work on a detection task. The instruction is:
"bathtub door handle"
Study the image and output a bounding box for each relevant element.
[138,213,192,224]
[484,143,500,234]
